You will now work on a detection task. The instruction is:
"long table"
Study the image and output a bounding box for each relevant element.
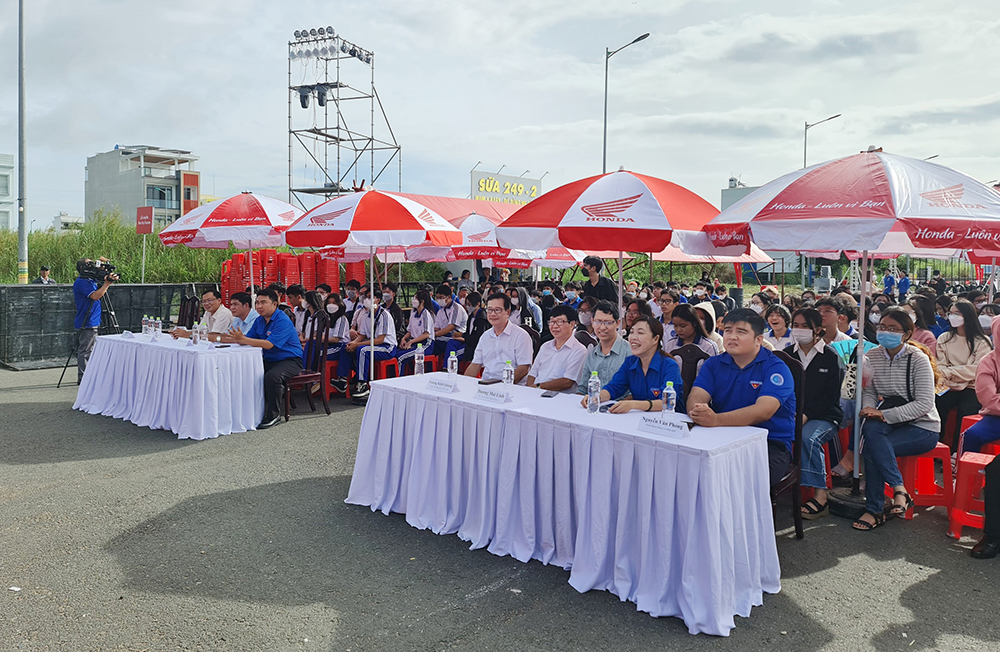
[346,373,780,636]
[74,334,264,440]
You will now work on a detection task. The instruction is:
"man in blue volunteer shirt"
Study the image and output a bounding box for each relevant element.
[228,288,303,430]
[72,258,118,383]
[688,308,796,487]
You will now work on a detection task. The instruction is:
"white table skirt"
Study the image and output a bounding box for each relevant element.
[74,334,264,440]
[346,374,781,636]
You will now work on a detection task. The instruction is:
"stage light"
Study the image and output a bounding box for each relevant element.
[363,53,372,64]
[319,46,328,57]
[289,50,297,60]
[309,28,317,36]
[315,84,328,107]
[312,48,320,58]
[293,30,301,39]
[296,48,305,58]
[299,86,312,109]
[301,27,309,37]
[326,26,334,36]
[340,42,348,54]
[317,27,326,36]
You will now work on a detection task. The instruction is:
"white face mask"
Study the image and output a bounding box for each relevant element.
[849,320,859,332]
[948,314,965,328]
[681,290,691,297]
[363,298,373,310]
[976,301,987,309]
[980,315,994,329]
[325,304,339,315]
[638,292,648,300]
[511,297,519,306]
[791,328,814,344]
[382,293,393,304]
[579,311,592,326]
[565,291,577,301]
[749,304,764,315]
[694,289,706,297]
[411,298,420,309]
[869,313,881,324]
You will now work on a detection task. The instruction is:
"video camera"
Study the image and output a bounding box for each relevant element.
[79,259,118,282]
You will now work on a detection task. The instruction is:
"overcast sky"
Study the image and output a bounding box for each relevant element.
[2,0,999,227]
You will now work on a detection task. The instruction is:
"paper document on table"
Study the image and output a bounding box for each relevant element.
[637,411,692,439]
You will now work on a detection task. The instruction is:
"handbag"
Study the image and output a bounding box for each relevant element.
[877,353,913,410]
[840,348,858,400]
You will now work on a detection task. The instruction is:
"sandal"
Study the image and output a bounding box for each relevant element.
[801,497,829,520]
[852,511,886,531]
[831,463,854,486]
[889,490,914,518]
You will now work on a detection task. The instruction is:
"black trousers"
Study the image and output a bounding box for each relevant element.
[768,439,793,487]
[263,357,303,422]
[985,456,1000,539]
[936,388,982,452]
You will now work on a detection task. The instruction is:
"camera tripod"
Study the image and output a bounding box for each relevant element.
[57,292,122,388]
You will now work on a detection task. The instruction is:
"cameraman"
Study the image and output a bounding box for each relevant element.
[73,258,118,383]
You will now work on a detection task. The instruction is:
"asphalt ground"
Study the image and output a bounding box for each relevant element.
[1,367,998,652]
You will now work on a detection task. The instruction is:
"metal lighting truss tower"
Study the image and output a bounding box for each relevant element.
[287,26,401,211]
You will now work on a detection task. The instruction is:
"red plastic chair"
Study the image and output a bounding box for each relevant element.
[948,452,995,539]
[886,442,953,520]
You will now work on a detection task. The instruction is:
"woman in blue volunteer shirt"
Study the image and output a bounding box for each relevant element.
[228,288,304,430]
[580,315,685,414]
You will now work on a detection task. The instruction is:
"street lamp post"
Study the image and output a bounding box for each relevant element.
[17,0,28,284]
[603,33,649,174]
[800,113,842,290]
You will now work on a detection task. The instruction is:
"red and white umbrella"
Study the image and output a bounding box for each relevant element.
[403,212,507,263]
[495,168,727,253]
[284,190,462,248]
[489,247,587,269]
[705,149,1000,252]
[158,192,302,248]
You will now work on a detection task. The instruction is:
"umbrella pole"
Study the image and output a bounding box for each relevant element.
[990,258,997,303]
[853,250,869,493]
[618,251,624,335]
[370,247,376,384]
[648,252,653,285]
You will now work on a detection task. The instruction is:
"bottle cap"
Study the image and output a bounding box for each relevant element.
[591,371,598,375]
[666,381,673,387]
[450,351,456,356]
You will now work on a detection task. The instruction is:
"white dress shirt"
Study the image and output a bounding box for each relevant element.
[472,322,534,382]
[793,338,826,370]
[527,336,589,392]
[434,300,467,341]
[205,305,234,333]
[356,306,397,348]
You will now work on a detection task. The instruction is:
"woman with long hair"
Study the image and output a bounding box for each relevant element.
[579,315,685,413]
[508,286,541,330]
[661,303,719,369]
[906,294,940,357]
[324,292,350,361]
[936,299,993,450]
[397,290,437,373]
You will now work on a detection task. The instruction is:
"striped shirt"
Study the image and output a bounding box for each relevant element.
[862,344,940,432]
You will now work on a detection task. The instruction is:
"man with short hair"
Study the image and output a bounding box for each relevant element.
[336,285,398,402]
[576,301,629,392]
[525,305,588,392]
[897,271,910,300]
[815,297,852,343]
[434,283,468,360]
[450,291,490,362]
[316,284,332,301]
[580,255,618,304]
[172,289,234,340]
[382,282,406,341]
[31,265,55,284]
[227,289,303,430]
[285,284,308,334]
[883,270,896,299]
[658,290,679,340]
[72,258,118,383]
[563,282,582,310]
[688,308,797,486]
[228,292,259,334]
[343,279,361,316]
[464,293,534,383]
[717,285,736,312]
[692,281,710,302]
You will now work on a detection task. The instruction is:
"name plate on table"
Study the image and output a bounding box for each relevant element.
[475,386,511,405]
[637,411,692,439]
[426,374,459,394]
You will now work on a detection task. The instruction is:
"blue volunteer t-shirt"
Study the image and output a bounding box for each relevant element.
[73,277,101,329]
[246,309,303,362]
[603,353,686,414]
[692,346,796,451]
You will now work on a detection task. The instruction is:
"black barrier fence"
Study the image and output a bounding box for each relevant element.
[0,283,216,370]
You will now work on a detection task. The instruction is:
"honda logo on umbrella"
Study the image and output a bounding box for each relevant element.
[310,207,352,225]
[465,231,493,243]
[580,194,641,222]
[920,184,986,210]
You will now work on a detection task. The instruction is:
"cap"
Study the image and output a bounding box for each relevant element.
[40,266,49,271]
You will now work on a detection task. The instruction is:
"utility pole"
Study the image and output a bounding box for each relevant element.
[17,0,28,284]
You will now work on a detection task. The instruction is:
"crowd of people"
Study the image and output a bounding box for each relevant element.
[100,258,1000,556]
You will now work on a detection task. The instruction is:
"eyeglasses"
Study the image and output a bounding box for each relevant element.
[626,310,640,316]
[548,319,571,327]
[593,319,617,327]
[876,325,904,333]
[485,307,506,315]
[201,298,218,305]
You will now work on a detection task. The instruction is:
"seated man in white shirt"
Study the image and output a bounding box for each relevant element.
[525,305,589,392]
[464,292,534,384]
[172,289,234,340]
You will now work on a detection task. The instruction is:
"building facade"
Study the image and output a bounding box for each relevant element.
[85,145,200,229]
[0,153,14,231]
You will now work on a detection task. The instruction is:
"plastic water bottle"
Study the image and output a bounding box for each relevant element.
[502,360,514,386]
[587,371,601,414]
[198,321,209,344]
[153,317,162,339]
[142,315,149,336]
[414,343,425,375]
[448,351,458,375]
[191,321,201,345]
[662,381,677,413]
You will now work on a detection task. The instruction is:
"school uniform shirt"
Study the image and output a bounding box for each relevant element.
[472,322,534,382]
[765,328,794,351]
[658,315,677,341]
[662,334,718,358]
[407,308,436,341]
[329,315,350,341]
[693,346,796,452]
[527,336,589,392]
[246,309,303,362]
[292,305,308,333]
[434,301,468,341]
[603,353,686,413]
[356,306,398,348]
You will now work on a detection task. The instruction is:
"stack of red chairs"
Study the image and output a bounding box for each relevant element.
[260,249,279,287]
[279,254,301,288]
[344,262,366,286]
[318,257,340,294]
[298,252,317,290]
[220,260,232,304]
